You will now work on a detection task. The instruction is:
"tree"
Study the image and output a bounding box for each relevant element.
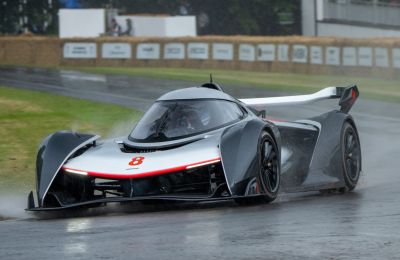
[0,0,301,35]
[0,1,20,34]
[81,0,301,35]
[0,0,60,34]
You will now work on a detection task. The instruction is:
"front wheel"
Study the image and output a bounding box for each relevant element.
[235,131,280,205]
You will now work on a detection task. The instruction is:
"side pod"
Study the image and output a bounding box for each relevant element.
[32,131,99,208]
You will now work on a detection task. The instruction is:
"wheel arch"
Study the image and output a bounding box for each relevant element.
[307,111,361,187]
[263,125,281,156]
[342,115,362,172]
[34,131,99,207]
[220,118,281,196]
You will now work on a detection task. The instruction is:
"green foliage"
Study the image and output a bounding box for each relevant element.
[0,0,61,34]
[0,1,19,34]
[81,0,301,35]
[0,0,300,35]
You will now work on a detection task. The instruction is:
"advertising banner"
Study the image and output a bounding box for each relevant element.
[374,47,389,68]
[239,44,256,61]
[326,46,340,66]
[358,47,373,67]
[101,43,131,59]
[164,43,185,59]
[342,47,357,66]
[292,45,307,63]
[393,48,400,68]
[278,44,289,62]
[310,46,322,64]
[212,43,233,60]
[187,43,209,59]
[257,44,275,61]
[63,43,97,59]
[137,43,160,60]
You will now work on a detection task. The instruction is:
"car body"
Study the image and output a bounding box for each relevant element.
[26,83,361,211]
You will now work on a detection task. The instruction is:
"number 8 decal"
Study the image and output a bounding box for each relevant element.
[129,157,145,166]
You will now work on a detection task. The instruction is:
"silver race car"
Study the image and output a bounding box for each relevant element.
[27,83,361,211]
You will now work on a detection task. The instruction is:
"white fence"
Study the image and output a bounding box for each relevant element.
[63,41,400,69]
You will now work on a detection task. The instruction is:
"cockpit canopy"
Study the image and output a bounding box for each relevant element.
[129,99,245,143]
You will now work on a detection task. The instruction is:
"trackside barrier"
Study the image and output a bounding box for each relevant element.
[1,36,400,78]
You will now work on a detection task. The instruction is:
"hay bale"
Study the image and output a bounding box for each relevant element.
[1,35,400,79]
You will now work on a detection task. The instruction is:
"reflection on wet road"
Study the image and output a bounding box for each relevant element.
[1,67,400,259]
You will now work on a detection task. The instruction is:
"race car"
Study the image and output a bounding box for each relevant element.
[26,82,361,211]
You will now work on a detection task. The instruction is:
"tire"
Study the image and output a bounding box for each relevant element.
[235,131,280,205]
[340,122,362,192]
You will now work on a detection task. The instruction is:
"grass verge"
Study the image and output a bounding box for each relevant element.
[73,66,400,103]
[0,86,142,191]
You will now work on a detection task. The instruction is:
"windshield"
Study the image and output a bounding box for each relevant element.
[129,99,245,142]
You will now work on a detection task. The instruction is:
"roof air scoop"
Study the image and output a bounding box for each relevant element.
[200,74,224,92]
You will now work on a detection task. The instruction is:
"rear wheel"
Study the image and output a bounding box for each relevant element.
[319,121,361,194]
[320,122,361,194]
[341,122,361,191]
[235,131,280,205]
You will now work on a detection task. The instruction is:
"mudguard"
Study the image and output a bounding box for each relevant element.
[35,131,99,206]
[304,111,360,187]
[220,118,280,196]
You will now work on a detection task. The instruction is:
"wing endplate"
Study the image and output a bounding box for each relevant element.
[337,85,359,113]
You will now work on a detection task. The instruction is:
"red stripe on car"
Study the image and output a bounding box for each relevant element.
[62,157,221,179]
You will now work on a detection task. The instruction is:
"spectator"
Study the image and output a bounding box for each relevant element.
[110,18,121,37]
[122,18,133,36]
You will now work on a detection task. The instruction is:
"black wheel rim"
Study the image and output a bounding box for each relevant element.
[344,128,361,182]
[260,136,279,193]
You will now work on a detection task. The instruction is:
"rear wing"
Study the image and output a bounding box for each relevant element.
[239,85,359,113]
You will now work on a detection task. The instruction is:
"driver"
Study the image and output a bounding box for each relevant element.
[169,109,203,135]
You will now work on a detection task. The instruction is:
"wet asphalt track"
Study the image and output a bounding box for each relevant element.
[1,67,400,259]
